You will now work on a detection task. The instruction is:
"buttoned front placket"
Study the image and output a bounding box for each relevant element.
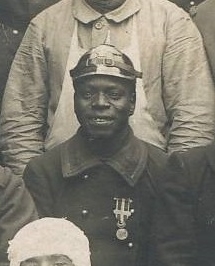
[92,16,110,47]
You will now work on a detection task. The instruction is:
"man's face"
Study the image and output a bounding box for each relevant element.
[74,75,135,139]
[20,255,74,266]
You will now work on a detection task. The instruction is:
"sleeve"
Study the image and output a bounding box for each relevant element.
[23,160,55,217]
[0,16,49,177]
[148,155,197,266]
[0,169,38,261]
[162,10,215,153]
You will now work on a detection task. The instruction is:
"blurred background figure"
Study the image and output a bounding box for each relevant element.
[0,0,61,111]
[0,167,37,263]
[193,0,215,81]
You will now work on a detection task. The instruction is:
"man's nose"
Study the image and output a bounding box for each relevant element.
[92,92,110,108]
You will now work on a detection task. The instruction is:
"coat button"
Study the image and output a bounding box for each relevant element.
[83,174,89,179]
[128,242,133,248]
[12,29,19,35]
[94,21,103,30]
[82,209,89,217]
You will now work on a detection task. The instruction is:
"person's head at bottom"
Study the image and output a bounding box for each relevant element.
[70,44,142,142]
[7,218,91,266]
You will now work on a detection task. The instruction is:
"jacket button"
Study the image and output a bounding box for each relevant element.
[83,174,89,179]
[128,242,133,248]
[82,209,89,217]
[12,29,19,35]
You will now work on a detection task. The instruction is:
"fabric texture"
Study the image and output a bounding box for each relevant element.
[193,0,215,82]
[1,0,215,177]
[169,145,215,266]
[23,129,196,266]
[0,167,38,264]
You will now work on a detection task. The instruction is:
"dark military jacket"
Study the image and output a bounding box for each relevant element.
[193,0,215,82]
[24,129,196,266]
[170,145,215,266]
[0,166,38,264]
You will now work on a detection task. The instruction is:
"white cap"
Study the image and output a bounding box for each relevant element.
[8,218,91,266]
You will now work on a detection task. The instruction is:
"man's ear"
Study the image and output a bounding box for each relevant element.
[129,92,136,116]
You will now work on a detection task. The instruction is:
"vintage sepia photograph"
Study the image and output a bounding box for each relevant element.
[0,0,215,265]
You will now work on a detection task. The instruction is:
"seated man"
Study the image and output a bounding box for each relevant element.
[0,167,37,263]
[8,217,91,266]
[23,44,196,266]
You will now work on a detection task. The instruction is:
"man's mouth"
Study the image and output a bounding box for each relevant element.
[89,116,114,125]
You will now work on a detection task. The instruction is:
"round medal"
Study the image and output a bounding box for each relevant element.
[116,228,128,240]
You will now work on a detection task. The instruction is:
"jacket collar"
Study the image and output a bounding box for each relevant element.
[60,128,148,186]
[72,0,141,24]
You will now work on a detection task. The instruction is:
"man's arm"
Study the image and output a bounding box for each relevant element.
[23,156,58,217]
[163,9,215,153]
[0,15,48,177]
[0,167,38,261]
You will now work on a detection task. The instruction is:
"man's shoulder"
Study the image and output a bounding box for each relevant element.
[135,138,168,175]
[143,141,168,167]
[30,0,73,25]
[27,136,78,173]
[172,145,210,170]
[139,0,188,15]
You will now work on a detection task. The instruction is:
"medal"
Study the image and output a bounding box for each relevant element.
[116,228,128,240]
[113,198,133,241]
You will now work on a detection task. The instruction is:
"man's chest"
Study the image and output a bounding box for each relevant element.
[53,165,154,266]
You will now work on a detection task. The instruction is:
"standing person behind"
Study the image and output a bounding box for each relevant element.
[1,0,215,178]
[0,0,61,111]
[0,0,28,110]
[23,44,197,266]
[193,0,215,81]
[0,167,38,264]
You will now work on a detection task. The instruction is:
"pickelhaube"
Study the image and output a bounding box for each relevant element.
[70,44,142,81]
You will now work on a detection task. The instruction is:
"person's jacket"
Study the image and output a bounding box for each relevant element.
[193,0,215,82]
[1,0,214,177]
[23,129,196,266]
[170,145,215,266]
[0,166,38,264]
[0,0,61,112]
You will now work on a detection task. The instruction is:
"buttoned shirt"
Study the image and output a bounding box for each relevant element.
[1,0,215,177]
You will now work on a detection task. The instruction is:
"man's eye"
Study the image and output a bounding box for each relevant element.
[108,92,121,99]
